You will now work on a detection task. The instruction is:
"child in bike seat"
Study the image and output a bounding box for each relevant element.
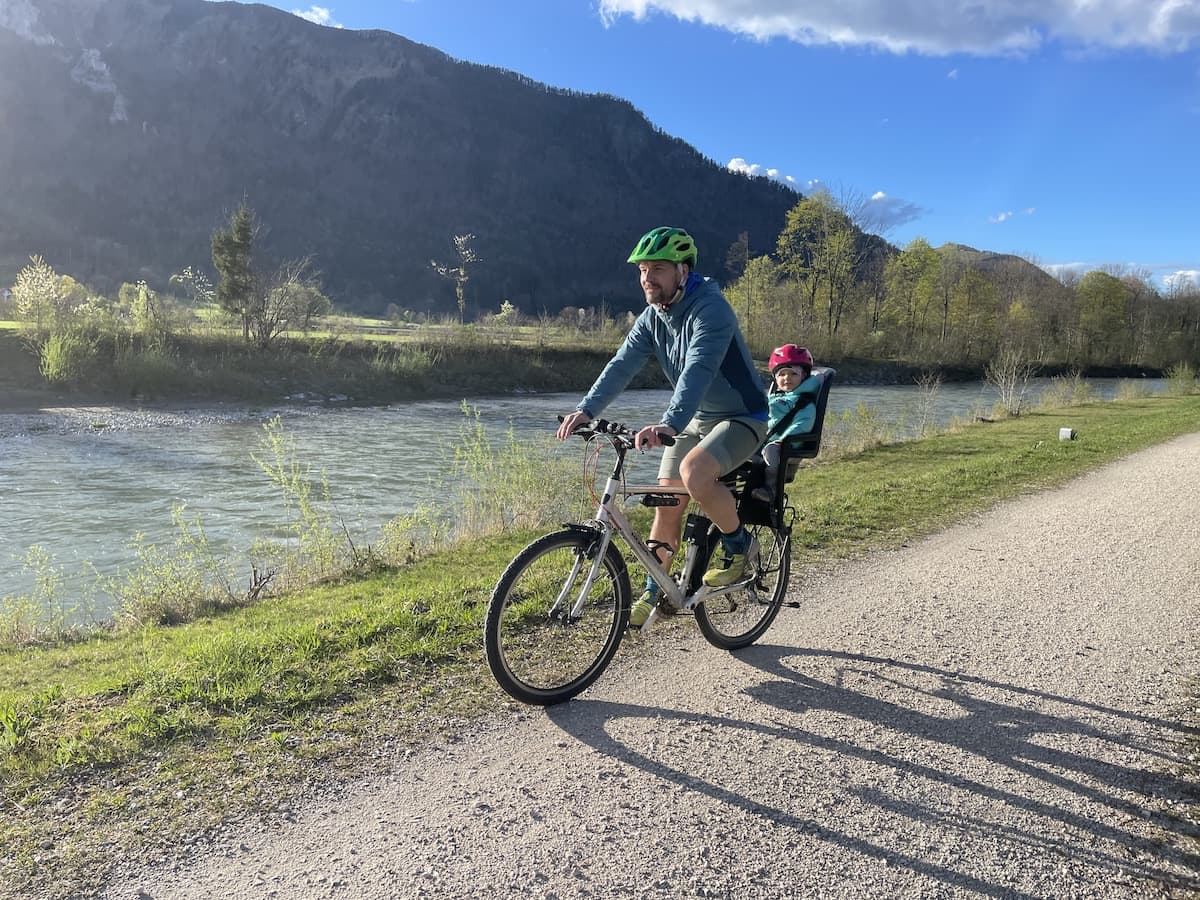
[751,344,821,503]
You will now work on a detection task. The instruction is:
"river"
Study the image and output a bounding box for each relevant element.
[0,377,1163,618]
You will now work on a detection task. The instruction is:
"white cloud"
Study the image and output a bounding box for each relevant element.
[1040,261,1090,281]
[989,207,1036,223]
[291,5,342,28]
[1039,262,1200,292]
[727,170,923,229]
[947,68,959,79]
[727,157,798,187]
[1165,269,1200,293]
[864,190,924,228]
[597,1,1200,56]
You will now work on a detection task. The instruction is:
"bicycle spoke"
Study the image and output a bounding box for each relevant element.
[485,531,630,705]
[694,523,790,650]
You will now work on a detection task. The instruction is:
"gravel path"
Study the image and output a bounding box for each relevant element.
[102,434,1200,899]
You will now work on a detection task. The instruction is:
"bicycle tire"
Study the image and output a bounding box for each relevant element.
[485,529,631,705]
[694,522,790,650]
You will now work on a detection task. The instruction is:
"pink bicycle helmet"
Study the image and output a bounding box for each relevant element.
[768,344,814,373]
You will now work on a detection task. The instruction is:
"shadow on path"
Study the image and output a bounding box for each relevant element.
[547,645,1200,897]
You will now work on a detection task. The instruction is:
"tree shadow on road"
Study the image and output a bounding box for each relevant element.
[546,645,1200,897]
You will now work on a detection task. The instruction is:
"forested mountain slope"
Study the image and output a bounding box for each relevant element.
[0,0,797,314]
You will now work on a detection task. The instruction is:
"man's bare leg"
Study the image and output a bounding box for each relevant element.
[680,447,756,586]
[679,448,738,532]
[648,477,687,568]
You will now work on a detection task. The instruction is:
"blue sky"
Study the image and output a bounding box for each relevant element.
[251,0,1199,291]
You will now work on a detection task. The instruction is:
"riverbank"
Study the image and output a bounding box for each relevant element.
[0,331,672,411]
[2,394,1199,898]
[0,329,1094,413]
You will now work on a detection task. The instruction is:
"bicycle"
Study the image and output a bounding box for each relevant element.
[484,368,835,706]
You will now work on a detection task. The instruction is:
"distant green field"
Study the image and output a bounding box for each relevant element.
[0,320,19,330]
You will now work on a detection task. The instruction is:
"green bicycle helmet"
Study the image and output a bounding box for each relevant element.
[627,226,698,268]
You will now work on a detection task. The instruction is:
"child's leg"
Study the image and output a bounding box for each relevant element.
[752,442,783,502]
[761,441,783,493]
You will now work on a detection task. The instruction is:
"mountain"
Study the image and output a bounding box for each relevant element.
[0,0,800,315]
[935,242,1069,303]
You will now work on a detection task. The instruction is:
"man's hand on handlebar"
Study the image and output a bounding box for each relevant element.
[634,423,677,451]
[556,411,593,441]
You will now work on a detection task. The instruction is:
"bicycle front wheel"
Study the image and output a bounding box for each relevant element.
[485,529,631,705]
[694,523,791,650]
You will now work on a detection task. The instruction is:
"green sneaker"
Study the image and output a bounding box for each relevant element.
[702,535,759,588]
[629,591,656,629]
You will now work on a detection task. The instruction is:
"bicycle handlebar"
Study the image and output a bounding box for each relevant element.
[557,415,676,447]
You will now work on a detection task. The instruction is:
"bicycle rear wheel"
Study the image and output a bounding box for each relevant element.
[694,522,790,650]
[485,529,631,705]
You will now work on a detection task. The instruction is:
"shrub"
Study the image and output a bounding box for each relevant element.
[1038,371,1094,409]
[822,402,896,458]
[1115,379,1155,401]
[0,546,95,644]
[39,330,97,383]
[112,507,237,627]
[445,403,583,539]
[984,348,1036,418]
[1165,362,1197,397]
[112,341,186,396]
[912,371,942,438]
[250,418,343,588]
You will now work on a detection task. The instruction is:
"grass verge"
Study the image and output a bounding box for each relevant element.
[2,396,1200,897]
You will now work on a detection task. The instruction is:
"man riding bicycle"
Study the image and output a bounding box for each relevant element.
[556,226,769,628]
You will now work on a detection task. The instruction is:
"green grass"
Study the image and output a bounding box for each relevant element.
[2,395,1200,897]
[789,399,1192,561]
[0,538,539,898]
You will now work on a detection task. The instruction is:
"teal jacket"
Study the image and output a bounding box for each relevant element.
[578,275,768,433]
[766,373,823,441]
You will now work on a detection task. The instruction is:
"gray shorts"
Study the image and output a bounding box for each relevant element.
[658,416,768,481]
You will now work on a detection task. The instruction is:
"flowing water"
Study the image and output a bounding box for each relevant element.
[0,377,1162,617]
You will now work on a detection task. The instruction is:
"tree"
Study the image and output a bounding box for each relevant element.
[775,189,872,339]
[211,204,257,341]
[883,238,940,354]
[247,257,327,348]
[1003,300,1039,358]
[169,266,215,307]
[775,196,823,328]
[211,206,326,348]
[11,255,63,332]
[984,345,1036,416]
[724,231,749,282]
[820,226,856,336]
[1075,270,1130,365]
[724,255,780,347]
[932,253,964,347]
[948,268,999,363]
[118,280,166,338]
[431,233,479,323]
[1118,268,1157,365]
[211,204,328,347]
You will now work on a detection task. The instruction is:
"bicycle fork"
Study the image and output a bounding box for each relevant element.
[556,524,615,623]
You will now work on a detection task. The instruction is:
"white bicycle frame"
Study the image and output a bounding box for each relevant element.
[566,470,758,631]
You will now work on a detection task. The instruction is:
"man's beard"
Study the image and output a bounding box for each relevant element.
[645,281,676,309]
